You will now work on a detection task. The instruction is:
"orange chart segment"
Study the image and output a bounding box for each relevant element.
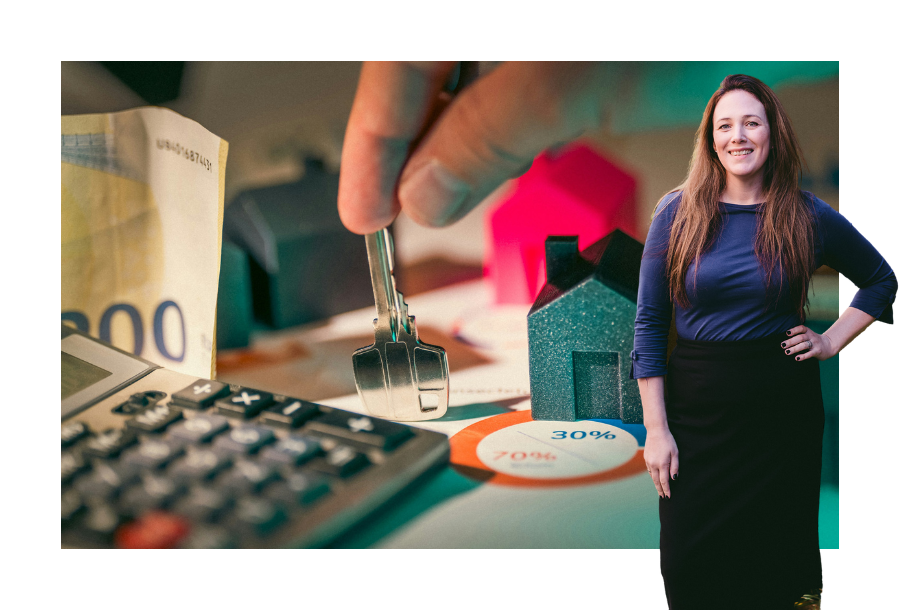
[450,410,647,488]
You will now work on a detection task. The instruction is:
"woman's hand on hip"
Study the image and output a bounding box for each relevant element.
[644,428,679,499]
[783,325,838,361]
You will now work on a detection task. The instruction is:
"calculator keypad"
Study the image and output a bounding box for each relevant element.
[61,378,442,549]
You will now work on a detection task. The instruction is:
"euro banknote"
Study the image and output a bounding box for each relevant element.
[62,107,228,378]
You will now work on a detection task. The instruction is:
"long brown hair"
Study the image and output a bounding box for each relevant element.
[658,74,815,319]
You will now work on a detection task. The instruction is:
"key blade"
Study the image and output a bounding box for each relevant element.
[365,229,398,339]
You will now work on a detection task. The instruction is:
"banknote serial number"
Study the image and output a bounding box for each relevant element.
[156,139,213,171]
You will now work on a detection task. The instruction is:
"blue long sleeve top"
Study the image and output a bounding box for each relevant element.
[631,191,898,379]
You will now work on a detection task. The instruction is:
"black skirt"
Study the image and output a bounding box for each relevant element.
[660,333,824,610]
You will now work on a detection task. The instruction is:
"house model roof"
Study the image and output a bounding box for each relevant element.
[529,229,644,315]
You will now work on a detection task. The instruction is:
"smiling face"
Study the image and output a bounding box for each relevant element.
[712,89,771,184]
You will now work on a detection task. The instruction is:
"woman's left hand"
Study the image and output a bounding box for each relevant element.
[782,325,838,361]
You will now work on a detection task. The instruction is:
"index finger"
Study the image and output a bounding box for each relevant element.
[338,61,456,234]
[786,324,807,337]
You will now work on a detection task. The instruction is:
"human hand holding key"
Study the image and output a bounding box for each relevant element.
[352,228,449,421]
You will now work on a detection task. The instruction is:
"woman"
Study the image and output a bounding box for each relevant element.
[631,74,896,609]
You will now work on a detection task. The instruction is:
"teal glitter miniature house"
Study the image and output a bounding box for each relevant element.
[527,230,644,423]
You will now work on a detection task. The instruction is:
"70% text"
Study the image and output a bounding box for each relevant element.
[494,451,556,461]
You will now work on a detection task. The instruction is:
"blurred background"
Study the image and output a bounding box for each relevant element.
[60,61,839,272]
[61,62,841,543]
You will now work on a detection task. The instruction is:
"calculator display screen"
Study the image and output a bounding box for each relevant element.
[61,329,156,420]
[61,351,112,400]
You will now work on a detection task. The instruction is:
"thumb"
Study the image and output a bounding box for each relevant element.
[397,61,611,227]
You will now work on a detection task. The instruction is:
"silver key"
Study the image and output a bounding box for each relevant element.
[352,228,449,421]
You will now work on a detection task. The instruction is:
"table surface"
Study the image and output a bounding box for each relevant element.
[215,275,840,549]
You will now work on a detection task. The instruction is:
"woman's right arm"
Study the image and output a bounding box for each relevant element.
[633,194,681,498]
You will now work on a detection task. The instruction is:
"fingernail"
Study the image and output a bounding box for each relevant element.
[672,473,678,480]
[795,356,800,361]
[786,331,792,336]
[398,159,469,226]
[781,342,786,348]
[785,349,790,354]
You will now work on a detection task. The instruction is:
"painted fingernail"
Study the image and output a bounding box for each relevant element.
[398,159,470,226]
[785,349,790,354]
[795,356,800,361]
[781,342,786,348]
[786,331,792,336]
[672,473,678,480]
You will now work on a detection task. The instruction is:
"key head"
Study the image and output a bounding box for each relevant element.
[352,334,449,421]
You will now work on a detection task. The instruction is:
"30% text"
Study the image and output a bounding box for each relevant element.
[550,430,616,440]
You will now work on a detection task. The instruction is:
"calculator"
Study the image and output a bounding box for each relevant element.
[61,324,450,548]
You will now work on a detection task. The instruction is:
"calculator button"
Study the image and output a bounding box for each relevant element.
[62,422,91,447]
[179,525,237,549]
[62,450,90,485]
[215,389,274,418]
[212,425,275,455]
[168,447,233,484]
[227,497,288,538]
[80,503,123,540]
[172,485,234,523]
[258,435,322,467]
[171,380,230,409]
[121,438,185,471]
[62,487,85,522]
[82,428,139,459]
[113,390,168,415]
[312,445,370,478]
[74,461,139,502]
[264,471,331,507]
[125,402,183,433]
[167,413,230,443]
[218,458,280,495]
[119,474,186,516]
[115,511,191,549]
[259,399,320,428]
[304,411,413,450]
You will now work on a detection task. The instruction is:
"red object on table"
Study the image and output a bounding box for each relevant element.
[115,511,191,549]
[485,144,638,304]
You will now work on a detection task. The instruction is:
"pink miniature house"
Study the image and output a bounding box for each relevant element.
[485,143,639,304]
